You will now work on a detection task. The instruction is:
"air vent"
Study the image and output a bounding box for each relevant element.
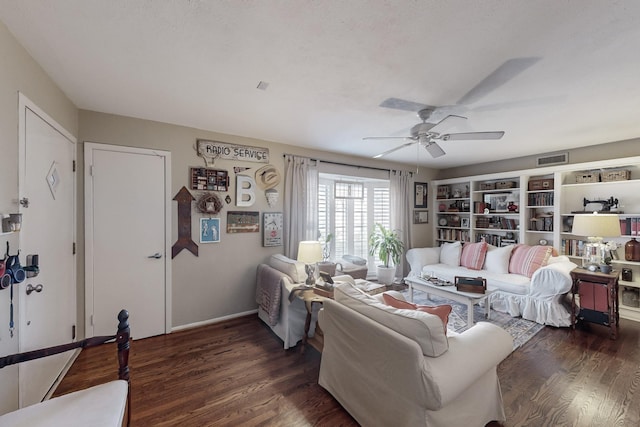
[536,152,568,167]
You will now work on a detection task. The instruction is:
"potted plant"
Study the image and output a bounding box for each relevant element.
[368,223,405,285]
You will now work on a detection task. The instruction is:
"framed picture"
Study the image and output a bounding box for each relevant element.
[200,218,220,243]
[413,210,429,224]
[484,193,510,212]
[461,217,470,228]
[226,211,260,233]
[263,212,283,247]
[414,182,428,208]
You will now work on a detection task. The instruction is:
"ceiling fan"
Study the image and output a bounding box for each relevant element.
[363,57,541,158]
[364,107,505,159]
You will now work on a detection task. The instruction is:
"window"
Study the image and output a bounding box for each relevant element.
[318,174,390,270]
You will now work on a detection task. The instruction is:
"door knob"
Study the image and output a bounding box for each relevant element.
[26,283,43,295]
[148,253,162,259]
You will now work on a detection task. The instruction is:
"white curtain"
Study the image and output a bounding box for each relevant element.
[390,169,413,278]
[283,154,318,259]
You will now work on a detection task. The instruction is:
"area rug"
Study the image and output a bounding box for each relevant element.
[401,289,544,350]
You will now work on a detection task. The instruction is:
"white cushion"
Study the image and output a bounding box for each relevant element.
[334,282,449,357]
[269,254,306,283]
[483,244,514,274]
[439,241,462,267]
[0,380,127,427]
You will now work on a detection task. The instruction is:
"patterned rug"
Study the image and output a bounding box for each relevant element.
[401,289,544,350]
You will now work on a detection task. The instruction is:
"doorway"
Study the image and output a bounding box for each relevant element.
[17,94,77,407]
[84,143,171,339]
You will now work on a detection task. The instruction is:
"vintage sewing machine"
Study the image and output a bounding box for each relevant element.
[571,196,622,213]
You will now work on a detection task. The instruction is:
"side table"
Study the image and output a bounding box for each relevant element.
[299,289,330,353]
[570,268,619,339]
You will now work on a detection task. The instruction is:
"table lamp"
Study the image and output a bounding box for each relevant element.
[571,213,620,270]
[297,241,323,285]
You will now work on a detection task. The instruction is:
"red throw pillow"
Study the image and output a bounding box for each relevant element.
[460,241,488,270]
[382,293,452,334]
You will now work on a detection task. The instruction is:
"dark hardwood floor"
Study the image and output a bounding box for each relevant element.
[55,315,640,426]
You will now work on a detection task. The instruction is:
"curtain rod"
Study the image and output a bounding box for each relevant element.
[282,154,413,175]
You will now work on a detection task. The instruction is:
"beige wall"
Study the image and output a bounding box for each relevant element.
[0,20,78,415]
[78,111,435,328]
[437,137,640,179]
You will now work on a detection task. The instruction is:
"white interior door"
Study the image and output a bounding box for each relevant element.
[85,143,171,339]
[18,96,77,407]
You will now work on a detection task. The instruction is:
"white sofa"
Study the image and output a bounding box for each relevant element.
[318,282,513,427]
[406,242,578,327]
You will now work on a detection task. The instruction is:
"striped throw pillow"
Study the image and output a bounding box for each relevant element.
[460,241,488,270]
[508,244,553,277]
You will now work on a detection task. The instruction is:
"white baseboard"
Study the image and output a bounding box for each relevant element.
[171,309,258,333]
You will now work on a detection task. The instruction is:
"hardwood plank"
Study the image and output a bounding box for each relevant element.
[55,315,640,426]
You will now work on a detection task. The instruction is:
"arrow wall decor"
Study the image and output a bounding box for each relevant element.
[172,186,199,258]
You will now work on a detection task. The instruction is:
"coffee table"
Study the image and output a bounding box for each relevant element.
[404,276,496,329]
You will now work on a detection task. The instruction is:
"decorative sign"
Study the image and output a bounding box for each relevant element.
[172,186,199,258]
[227,211,259,233]
[197,139,269,165]
[263,212,283,247]
[236,175,256,207]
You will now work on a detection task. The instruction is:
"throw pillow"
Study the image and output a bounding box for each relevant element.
[484,244,514,274]
[440,241,462,267]
[460,241,488,270]
[508,244,553,278]
[382,293,452,334]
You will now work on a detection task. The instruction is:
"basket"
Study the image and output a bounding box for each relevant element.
[575,171,600,183]
[479,182,495,190]
[528,178,554,191]
[495,181,516,189]
[601,169,630,182]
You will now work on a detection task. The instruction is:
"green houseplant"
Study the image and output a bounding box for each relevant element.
[368,223,405,284]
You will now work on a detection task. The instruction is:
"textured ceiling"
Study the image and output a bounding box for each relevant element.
[1,0,640,169]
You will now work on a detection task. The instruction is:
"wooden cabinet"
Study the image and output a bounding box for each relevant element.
[570,269,619,339]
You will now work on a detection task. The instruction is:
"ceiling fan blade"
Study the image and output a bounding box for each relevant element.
[424,142,446,158]
[440,131,505,141]
[379,98,434,112]
[430,114,468,134]
[373,142,416,158]
[363,136,413,141]
[456,57,540,105]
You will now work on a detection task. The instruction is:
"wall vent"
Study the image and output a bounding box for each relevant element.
[536,152,568,167]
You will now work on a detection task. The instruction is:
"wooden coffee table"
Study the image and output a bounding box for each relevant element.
[404,276,496,329]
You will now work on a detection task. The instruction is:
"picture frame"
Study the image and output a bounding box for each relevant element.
[484,193,510,212]
[227,211,260,233]
[414,182,428,208]
[200,218,221,243]
[413,210,429,224]
[461,217,470,228]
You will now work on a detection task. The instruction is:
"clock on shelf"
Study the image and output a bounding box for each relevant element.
[438,217,448,226]
[263,212,283,247]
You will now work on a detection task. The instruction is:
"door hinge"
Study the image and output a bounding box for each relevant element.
[72,324,76,340]
[72,242,76,255]
[72,160,76,172]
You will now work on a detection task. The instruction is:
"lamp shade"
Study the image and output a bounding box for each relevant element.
[297,241,323,263]
[571,213,621,238]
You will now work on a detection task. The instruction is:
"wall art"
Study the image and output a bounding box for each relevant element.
[200,218,221,243]
[197,139,269,166]
[263,212,283,247]
[413,210,429,224]
[227,211,259,233]
[414,182,428,208]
